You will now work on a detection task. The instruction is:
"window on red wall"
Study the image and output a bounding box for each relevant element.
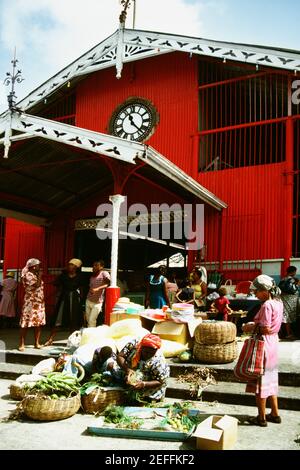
[198,59,288,172]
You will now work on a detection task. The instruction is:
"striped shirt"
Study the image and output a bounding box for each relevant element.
[87,271,110,303]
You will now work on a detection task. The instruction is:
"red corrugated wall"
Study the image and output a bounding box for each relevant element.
[4,219,45,270]
[200,163,285,262]
[3,219,46,315]
[76,52,199,175]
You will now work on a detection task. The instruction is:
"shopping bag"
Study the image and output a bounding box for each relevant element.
[220,279,236,296]
[234,333,265,382]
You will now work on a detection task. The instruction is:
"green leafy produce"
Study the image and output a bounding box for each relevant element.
[178,351,192,363]
[103,405,126,424]
[103,405,144,429]
[127,370,144,386]
[160,404,202,433]
[80,373,113,396]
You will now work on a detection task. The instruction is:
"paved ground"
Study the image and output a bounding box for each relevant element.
[0,378,299,451]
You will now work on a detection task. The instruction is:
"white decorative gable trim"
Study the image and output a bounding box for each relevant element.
[125,30,300,71]
[1,112,145,164]
[10,29,300,115]
[0,112,226,210]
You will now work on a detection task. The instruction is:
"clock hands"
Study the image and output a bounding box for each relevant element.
[128,114,141,131]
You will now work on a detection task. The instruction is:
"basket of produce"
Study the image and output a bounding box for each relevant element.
[21,372,81,421]
[194,321,236,345]
[10,374,44,401]
[81,373,126,414]
[193,341,238,364]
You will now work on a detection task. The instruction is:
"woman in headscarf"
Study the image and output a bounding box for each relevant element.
[242,275,283,427]
[117,333,170,402]
[0,272,17,327]
[45,258,84,346]
[19,259,45,351]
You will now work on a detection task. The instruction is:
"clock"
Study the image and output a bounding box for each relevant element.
[108,97,159,142]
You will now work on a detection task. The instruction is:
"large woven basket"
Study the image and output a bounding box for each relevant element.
[10,384,26,401]
[22,393,81,421]
[195,321,236,345]
[81,387,126,414]
[193,341,238,364]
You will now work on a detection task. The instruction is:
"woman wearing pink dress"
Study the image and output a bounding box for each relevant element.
[0,272,17,326]
[243,275,283,427]
[19,259,45,351]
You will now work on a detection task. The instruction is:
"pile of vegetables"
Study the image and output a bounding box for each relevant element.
[25,372,79,399]
[126,370,144,386]
[159,403,202,433]
[103,405,144,430]
[178,351,192,363]
[80,373,114,396]
[177,367,216,399]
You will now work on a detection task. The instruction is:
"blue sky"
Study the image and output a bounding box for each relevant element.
[0,0,299,110]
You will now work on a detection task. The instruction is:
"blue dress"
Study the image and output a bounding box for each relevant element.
[149,275,167,308]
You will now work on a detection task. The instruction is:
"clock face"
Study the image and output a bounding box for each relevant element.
[109,98,159,142]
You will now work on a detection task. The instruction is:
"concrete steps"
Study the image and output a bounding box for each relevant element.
[168,361,300,387]
[0,362,33,380]
[166,377,300,411]
[0,332,299,412]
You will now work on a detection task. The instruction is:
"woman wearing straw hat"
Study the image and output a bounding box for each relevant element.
[0,272,17,328]
[45,259,84,346]
[19,259,45,351]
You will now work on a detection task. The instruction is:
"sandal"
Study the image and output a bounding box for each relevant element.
[248,416,268,427]
[266,414,281,424]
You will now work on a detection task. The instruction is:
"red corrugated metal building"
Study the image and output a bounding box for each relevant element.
[1,28,300,298]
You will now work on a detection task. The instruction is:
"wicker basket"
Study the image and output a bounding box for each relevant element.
[194,321,236,345]
[81,387,126,414]
[10,384,26,401]
[22,393,81,421]
[193,341,238,364]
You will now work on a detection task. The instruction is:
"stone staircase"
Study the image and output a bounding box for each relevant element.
[1,332,299,411]
[165,359,300,411]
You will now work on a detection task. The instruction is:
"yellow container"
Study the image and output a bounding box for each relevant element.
[152,321,189,345]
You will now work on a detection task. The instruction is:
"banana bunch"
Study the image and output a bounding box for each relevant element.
[28,372,79,399]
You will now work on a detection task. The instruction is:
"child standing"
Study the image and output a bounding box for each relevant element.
[211,287,233,321]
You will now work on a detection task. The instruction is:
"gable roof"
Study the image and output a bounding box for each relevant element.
[9,28,300,114]
[0,111,227,212]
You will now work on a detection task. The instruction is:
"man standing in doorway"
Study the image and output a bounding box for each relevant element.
[86,261,110,327]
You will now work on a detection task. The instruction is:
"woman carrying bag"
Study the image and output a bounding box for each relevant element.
[242,275,283,427]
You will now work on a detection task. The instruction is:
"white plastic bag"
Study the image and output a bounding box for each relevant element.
[31,358,56,376]
[67,330,82,350]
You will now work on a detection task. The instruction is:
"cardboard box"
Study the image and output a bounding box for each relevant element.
[152,321,189,345]
[193,415,238,451]
[110,311,140,325]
